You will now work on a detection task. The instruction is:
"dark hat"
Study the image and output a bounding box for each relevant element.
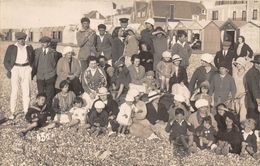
[222,41,231,47]
[119,18,129,23]
[251,54,260,64]
[218,61,228,69]
[39,36,51,43]
[15,32,27,40]
[81,17,90,23]
[98,24,106,30]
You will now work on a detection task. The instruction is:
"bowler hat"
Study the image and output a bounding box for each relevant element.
[39,36,51,43]
[119,18,129,23]
[15,32,27,40]
[251,54,260,64]
[218,61,228,69]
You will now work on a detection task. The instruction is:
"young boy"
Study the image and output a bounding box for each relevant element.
[241,119,258,158]
[21,93,49,136]
[87,100,109,136]
[69,97,88,126]
[195,116,217,149]
[165,108,195,153]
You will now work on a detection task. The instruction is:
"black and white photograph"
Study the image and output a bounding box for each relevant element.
[0,0,260,165]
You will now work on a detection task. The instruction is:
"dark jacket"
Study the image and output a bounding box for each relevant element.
[242,130,257,153]
[139,51,153,72]
[95,33,113,60]
[169,66,188,91]
[235,43,253,59]
[88,109,109,127]
[146,102,169,125]
[165,120,194,140]
[4,44,34,72]
[214,49,236,75]
[189,65,218,93]
[111,38,124,64]
[25,104,48,126]
[140,28,154,54]
[92,98,119,117]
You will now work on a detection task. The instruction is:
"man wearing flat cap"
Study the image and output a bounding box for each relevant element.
[76,17,96,73]
[214,41,236,75]
[244,54,260,130]
[4,32,34,119]
[33,36,60,113]
[95,24,113,65]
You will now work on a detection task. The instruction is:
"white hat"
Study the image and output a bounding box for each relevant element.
[201,53,213,63]
[94,100,105,109]
[127,89,140,97]
[174,94,185,103]
[162,51,172,58]
[172,54,182,62]
[148,91,161,102]
[144,18,155,26]
[233,57,247,68]
[125,95,135,102]
[97,87,110,96]
[62,46,74,56]
[195,99,209,109]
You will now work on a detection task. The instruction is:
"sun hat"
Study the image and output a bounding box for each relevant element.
[94,100,105,109]
[174,94,186,103]
[233,57,247,68]
[125,95,135,102]
[172,54,182,62]
[162,51,172,58]
[148,91,161,102]
[201,53,214,63]
[97,87,110,96]
[62,46,74,56]
[144,18,155,26]
[195,99,209,109]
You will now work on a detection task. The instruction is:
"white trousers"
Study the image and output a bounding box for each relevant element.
[10,66,32,114]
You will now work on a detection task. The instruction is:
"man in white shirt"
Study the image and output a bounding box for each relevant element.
[4,32,34,119]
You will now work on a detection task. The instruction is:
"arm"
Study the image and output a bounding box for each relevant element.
[246,44,254,59]
[56,59,68,79]
[3,45,13,71]
[230,77,237,99]
[189,69,198,92]
[76,31,94,48]
[214,53,219,69]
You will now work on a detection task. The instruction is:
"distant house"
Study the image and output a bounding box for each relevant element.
[132,0,207,24]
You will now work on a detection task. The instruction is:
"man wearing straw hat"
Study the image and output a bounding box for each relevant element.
[4,32,34,119]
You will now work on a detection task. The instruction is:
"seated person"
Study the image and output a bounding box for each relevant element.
[165,108,196,153]
[87,100,109,136]
[21,93,51,136]
[69,97,89,126]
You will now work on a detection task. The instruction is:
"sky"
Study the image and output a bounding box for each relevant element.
[0,0,134,29]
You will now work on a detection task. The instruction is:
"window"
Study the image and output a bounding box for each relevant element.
[201,9,206,15]
[170,4,175,20]
[212,11,218,20]
[52,31,62,42]
[242,11,246,21]
[253,9,258,20]
[232,11,236,20]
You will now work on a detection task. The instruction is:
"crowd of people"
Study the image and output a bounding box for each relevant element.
[3,16,260,158]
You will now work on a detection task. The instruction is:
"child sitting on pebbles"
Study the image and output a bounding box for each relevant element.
[68,97,88,127]
[20,93,54,137]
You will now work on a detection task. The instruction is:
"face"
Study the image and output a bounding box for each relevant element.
[65,52,73,60]
[126,101,133,105]
[107,70,114,77]
[238,37,243,44]
[96,108,103,113]
[146,75,153,79]
[118,28,124,37]
[145,23,152,29]
[41,42,49,48]
[173,60,181,66]
[37,96,46,107]
[89,60,97,69]
[133,58,141,67]
[254,63,260,71]
[152,98,159,104]
[17,39,25,46]
[235,63,244,70]
[201,87,208,94]
[225,117,233,129]
[82,21,90,29]
[176,113,184,123]
[99,58,106,66]
[179,35,186,43]
[219,67,228,75]
[204,121,211,129]
[217,106,225,116]
[74,102,82,108]
[198,106,208,118]
[61,84,69,93]
[99,94,108,101]
[120,22,128,29]
[201,60,208,67]
[98,28,106,36]
[141,44,147,51]
[174,100,182,106]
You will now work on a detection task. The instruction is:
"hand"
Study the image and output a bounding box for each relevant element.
[32,118,39,122]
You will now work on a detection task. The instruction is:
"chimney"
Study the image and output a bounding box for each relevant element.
[170,4,175,20]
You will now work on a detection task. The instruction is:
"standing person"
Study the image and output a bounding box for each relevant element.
[3,32,34,119]
[55,46,83,96]
[49,39,62,60]
[123,29,139,67]
[209,62,237,107]
[244,54,260,130]
[111,27,124,65]
[214,41,236,75]
[140,18,155,54]
[76,17,96,72]
[189,53,217,94]
[235,36,253,60]
[33,36,60,111]
[152,26,168,70]
[171,30,192,69]
[95,24,113,65]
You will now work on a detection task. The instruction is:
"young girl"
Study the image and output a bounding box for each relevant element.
[241,119,258,158]
[53,80,76,124]
[195,116,217,149]
[139,42,153,72]
[116,95,135,135]
[156,51,175,92]
[69,97,88,126]
[142,71,159,94]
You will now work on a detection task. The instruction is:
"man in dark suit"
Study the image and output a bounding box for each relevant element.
[95,24,113,65]
[214,41,236,75]
[3,32,34,119]
[32,36,60,112]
